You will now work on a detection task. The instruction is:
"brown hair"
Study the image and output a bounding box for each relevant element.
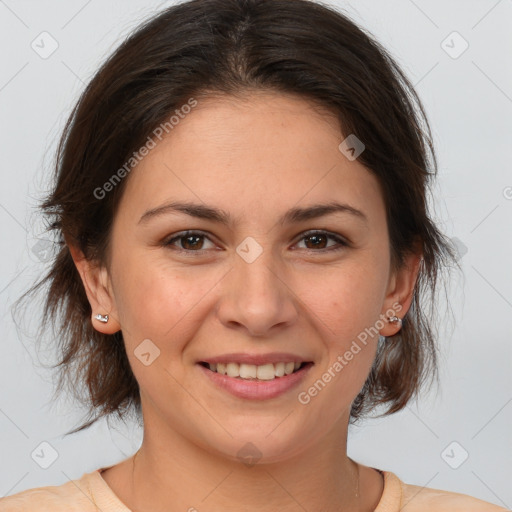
[15,0,458,435]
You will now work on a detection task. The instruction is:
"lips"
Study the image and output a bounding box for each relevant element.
[197,358,314,400]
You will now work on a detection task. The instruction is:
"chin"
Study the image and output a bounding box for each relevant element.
[203,421,319,466]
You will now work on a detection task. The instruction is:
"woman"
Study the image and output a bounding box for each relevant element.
[1,0,507,510]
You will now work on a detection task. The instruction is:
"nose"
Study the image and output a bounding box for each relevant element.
[216,246,298,338]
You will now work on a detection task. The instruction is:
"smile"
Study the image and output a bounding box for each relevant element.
[197,360,314,400]
[199,361,307,380]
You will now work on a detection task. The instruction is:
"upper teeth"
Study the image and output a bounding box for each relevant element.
[209,362,301,380]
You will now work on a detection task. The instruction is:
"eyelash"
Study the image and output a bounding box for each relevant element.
[162,230,349,255]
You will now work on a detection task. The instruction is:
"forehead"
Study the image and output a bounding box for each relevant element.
[116,92,385,228]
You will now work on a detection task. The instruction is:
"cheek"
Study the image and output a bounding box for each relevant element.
[113,254,220,348]
[113,263,204,393]
[297,264,386,418]
[299,258,388,347]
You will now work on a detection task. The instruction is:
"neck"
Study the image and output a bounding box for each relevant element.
[124,415,364,512]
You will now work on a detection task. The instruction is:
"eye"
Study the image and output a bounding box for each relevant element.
[294,230,349,252]
[163,231,216,253]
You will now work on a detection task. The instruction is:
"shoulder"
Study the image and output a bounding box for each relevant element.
[399,477,510,511]
[0,472,97,512]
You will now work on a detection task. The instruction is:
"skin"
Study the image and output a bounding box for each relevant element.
[69,91,421,512]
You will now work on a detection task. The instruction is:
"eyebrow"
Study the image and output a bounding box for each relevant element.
[138,200,368,227]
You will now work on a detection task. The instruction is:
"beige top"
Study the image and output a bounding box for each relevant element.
[0,465,508,511]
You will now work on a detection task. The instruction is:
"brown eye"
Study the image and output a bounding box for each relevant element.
[163,231,215,253]
[178,234,205,250]
[303,233,329,249]
[295,231,349,252]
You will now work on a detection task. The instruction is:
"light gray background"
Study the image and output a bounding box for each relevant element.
[0,0,511,508]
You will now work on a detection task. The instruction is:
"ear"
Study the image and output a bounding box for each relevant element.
[379,249,422,337]
[66,239,121,334]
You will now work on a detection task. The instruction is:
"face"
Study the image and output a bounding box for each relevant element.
[76,92,418,464]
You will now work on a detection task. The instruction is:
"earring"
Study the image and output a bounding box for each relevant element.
[387,315,402,328]
[94,313,109,323]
